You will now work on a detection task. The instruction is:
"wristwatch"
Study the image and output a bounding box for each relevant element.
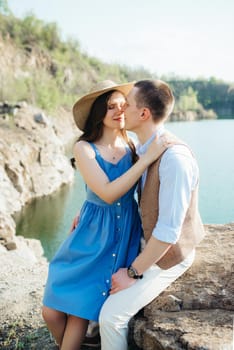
[127,265,143,279]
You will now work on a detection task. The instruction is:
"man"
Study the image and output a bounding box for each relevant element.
[98,79,205,350]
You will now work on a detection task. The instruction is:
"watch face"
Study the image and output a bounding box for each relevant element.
[127,267,135,278]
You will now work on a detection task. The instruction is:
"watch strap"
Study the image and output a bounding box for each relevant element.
[127,265,143,279]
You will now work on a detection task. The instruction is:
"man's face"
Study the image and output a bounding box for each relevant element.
[124,87,142,132]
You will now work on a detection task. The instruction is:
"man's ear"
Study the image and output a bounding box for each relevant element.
[140,108,150,120]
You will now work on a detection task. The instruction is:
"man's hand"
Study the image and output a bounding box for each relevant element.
[110,268,136,294]
[69,212,80,234]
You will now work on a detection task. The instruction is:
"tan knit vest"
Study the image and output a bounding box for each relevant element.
[139,133,205,270]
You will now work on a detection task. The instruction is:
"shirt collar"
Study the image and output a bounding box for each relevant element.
[137,125,165,155]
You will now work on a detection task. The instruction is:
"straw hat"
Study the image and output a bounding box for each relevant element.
[73,80,134,131]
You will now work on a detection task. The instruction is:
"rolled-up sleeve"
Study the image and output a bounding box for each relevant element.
[152,146,198,244]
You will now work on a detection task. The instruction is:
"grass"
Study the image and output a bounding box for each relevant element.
[0,321,56,350]
[0,320,142,349]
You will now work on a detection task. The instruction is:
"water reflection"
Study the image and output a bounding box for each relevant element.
[15,172,86,260]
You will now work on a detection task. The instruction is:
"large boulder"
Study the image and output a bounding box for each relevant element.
[131,224,234,350]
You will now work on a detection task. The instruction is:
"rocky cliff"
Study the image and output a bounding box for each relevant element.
[0,103,79,249]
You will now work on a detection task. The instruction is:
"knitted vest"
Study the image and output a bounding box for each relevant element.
[139,134,205,270]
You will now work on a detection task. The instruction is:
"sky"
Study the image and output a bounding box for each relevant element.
[7,0,234,82]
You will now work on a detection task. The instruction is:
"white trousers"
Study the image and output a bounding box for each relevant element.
[99,250,195,350]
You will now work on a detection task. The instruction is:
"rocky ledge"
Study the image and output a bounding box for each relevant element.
[0,224,233,349]
[130,223,234,350]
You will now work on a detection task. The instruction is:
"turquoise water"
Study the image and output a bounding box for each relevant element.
[167,119,234,225]
[15,119,234,260]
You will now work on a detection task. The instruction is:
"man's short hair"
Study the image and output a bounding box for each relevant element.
[134,80,174,121]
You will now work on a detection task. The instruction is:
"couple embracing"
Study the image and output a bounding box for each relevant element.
[42,79,205,349]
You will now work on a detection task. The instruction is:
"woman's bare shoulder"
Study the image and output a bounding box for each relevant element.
[74,140,89,151]
[73,140,94,158]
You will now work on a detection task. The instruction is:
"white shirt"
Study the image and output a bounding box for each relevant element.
[137,126,199,244]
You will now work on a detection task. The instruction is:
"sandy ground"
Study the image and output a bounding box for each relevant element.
[0,241,57,349]
[0,240,104,350]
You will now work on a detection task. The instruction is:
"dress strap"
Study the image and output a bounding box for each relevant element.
[89,142,100,157]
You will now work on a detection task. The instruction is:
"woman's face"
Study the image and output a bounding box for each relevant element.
[103,91,126,130]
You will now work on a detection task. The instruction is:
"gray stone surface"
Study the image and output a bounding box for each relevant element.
[131,224,234,350]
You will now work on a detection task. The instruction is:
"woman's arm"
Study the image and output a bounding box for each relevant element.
[73,138,166,204]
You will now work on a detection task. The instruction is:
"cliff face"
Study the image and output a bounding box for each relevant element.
[0,103,79,248]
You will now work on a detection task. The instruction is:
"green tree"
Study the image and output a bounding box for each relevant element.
[177,86,200,111]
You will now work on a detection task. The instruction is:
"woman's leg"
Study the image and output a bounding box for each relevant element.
[60,315,89,350]
[42,306,67,346]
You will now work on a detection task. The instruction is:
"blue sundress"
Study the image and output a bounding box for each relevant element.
[43,143,142,321]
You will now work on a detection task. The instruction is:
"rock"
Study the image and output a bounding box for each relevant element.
[0,104,76,221]
[0,102,80,251]
[150,294,183,312]
[34,112,51,127]
[131,224,234,350]
[0,102,21,116]
[26,238,45,259]
[4,240,17,250]
[0,213,16,243]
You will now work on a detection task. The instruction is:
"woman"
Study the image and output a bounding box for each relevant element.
[42,80,167,349]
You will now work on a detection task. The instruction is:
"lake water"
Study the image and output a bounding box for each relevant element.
[15,119,234,260]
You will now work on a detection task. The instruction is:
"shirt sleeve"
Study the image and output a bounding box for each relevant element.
[152,145,198,244]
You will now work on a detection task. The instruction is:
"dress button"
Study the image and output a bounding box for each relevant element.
[102,292,106,296]
[117,202,121,206]
[106,279,109,283]
[112,253,116,257]
[117,215,120,219]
